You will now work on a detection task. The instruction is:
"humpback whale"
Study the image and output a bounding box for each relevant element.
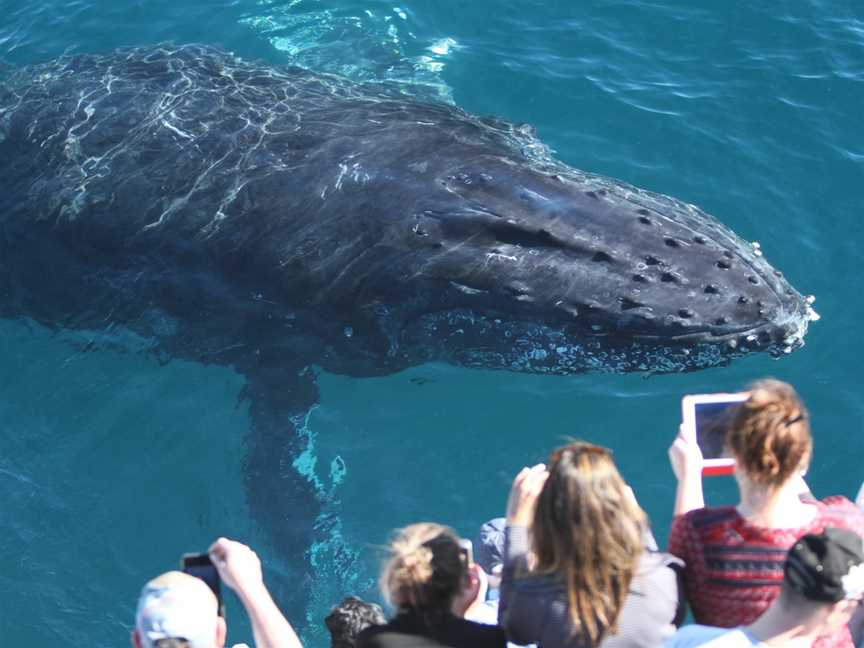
[0,44,817,614]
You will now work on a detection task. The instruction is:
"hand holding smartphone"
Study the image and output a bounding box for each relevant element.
[181,552,224,617]
[681,392,748,477]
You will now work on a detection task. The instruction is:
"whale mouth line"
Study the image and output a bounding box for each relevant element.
[401,304,808,352]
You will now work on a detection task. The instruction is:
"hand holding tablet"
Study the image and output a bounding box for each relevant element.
[680,392,749,477]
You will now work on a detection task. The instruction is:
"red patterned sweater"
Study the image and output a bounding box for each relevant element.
[668,496,864,648]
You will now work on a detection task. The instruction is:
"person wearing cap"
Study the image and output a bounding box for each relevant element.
[664,527,864,647]
[133,537,302,648]
[474,518,506,588]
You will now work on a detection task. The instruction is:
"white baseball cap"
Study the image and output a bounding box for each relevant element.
[135,572,219,648]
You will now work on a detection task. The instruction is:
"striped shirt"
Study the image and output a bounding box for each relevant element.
[668,496,864,648]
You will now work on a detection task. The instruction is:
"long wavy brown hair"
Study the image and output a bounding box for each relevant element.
[531,442,646,647]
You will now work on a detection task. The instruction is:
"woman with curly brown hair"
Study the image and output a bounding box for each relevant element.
[500,442,684,648]
[668,378,864,648]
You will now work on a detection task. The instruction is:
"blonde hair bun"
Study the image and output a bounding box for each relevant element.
[392,544,434,586]
[380,523,465,612]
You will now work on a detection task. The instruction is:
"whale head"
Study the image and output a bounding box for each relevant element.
[325,147,817,375]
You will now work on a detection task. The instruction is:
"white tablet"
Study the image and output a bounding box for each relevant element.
[681,392,749,477]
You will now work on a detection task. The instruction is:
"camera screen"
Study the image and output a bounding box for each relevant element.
[694,400,739,459]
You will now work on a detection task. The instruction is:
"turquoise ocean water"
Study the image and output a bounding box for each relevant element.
[1,1,863,645]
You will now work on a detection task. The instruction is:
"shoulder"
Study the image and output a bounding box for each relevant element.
[357,615,505,648]
[819,495,857,508]
[665,624,745,647]
[356,622,388,647]
[512,570,564,591]
[670,507,740,547]
[816,496,864,531]
[818,495,863,515]
[440,617,506,647]
[633,550,684,590]
[683,506,740,530]
[453,616,507,640]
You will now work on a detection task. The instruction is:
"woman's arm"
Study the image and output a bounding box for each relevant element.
[498,524,530,626]
[668,424,705,516]
[498,465,547,630]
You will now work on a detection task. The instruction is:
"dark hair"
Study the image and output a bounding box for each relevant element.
[726,379,811,488]
[532,442,646,647]
[325,596,386,648]
[380,523,466,614]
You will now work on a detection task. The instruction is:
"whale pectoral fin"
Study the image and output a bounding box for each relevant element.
[239,365,321,612]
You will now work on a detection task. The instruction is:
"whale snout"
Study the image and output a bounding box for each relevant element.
[426,159,816,367]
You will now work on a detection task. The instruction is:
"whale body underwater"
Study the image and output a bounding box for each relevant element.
[0,44,818,610]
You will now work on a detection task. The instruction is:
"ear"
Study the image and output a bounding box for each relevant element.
[131,629,143,648]
[216,616,227,648]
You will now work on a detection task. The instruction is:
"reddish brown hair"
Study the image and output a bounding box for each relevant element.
[726,379,811,488]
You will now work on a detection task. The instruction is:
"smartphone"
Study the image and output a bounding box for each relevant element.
[458,539,474,566]
[181,552,224,617]
[681,392,749,477]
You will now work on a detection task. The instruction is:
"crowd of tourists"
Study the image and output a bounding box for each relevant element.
[131,379,864,648]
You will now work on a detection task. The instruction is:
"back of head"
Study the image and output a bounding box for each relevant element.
[532,441,646,647]
[135,571,219,648]
[325,596,386,648]
[380,523,465,616]
[726,379,811,488]
[778,528,864,630]
[783,527,864,604]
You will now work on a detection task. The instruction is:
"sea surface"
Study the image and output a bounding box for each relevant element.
[1,1,863,646]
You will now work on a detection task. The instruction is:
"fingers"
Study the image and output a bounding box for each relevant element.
[509,466,547,506]
[513,463,545,481]
[507,463,549,526]
[209,537,240,570]
[668,427,704,482]
[524,472,548,497]
[513,464,548,492]
[208,538,264,594]
[208,537,257,567]
[669,436,690,463]
[679,420,697,443]
[209,537,229,562]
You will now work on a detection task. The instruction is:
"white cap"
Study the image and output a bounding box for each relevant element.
[135,572,219,648]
